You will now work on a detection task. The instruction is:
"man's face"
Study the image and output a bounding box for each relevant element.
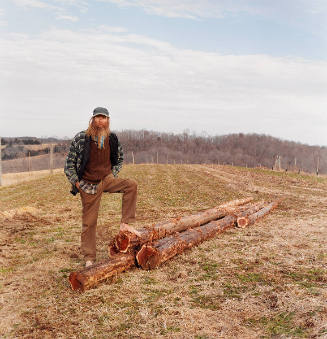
[93,115,109,129]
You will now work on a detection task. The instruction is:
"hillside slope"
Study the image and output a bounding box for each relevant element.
[0,165,326,338]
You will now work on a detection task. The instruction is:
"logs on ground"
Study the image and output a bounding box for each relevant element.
[69,198,278,291]
[136,215,236,270]
[112,197,253,254]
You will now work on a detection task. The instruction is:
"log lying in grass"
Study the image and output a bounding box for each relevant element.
[136,215,237,270]
[236,201,278,228]
[112,197,253,254]
[234,200,266,227]
[69,253,135,291]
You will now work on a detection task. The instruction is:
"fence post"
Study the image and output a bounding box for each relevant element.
[28,151,31,172]
[132,151,135,164]
[50,144,54,174]
[0,137,2,186]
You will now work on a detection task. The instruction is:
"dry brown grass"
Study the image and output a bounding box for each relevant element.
[0,164,326,338]
[2,154,66,175]
[2,169,63,186]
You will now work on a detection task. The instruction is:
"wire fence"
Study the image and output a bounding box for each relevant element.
[1,150,189,176]
[2,153,65,174]
[0,142,66,186]
[0,140,321,187]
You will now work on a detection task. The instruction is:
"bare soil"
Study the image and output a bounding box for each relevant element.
[0,164,326,338]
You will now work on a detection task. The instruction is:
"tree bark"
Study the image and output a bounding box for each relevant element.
[113,197,253,253]
[136,215,236,270]
[69,253,135,291]
[236,201,278,228]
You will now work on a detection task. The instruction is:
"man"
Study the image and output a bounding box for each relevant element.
[64,107,139,267]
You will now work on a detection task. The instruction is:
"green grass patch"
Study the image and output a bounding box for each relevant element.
[258,312,306,337]
[0,266,15,274]
[142,287,171,303]
[222,282,247,300]
[236,272,270,285]
[160,326,181,335]
[189,283,222,310]
[197,259,220,281]
[283,268,327,290]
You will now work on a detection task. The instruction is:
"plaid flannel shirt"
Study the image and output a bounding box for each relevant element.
[79,179,98,194]
[64,131,123,195]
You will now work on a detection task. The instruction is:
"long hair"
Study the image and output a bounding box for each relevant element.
[86,117,110,149]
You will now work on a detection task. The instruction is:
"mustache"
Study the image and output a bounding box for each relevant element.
[95,125,107,130]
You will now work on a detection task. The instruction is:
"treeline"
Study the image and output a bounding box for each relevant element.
[1,132,327,174]
[1,138,68,160]
[1,137,41,145]
[118,131,326,174]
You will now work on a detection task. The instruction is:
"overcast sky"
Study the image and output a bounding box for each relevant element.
[1,0,327,145]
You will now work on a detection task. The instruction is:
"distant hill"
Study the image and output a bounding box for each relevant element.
[1,132,326,174]
[117,131,327,174]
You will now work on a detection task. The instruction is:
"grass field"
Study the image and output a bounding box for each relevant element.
[2,169,63,186]
[0,164,326,338]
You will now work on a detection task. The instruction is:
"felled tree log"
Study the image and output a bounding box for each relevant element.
[234,200,266,228]
[69,253,135,291]
[112,197,253,254]
[136,215,237,270]
[236,201,278,228]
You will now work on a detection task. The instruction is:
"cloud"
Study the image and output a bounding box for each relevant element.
[0,8,7,26]
[56,14,79,22]
[11,0,58,10]
[97,25,128,33]
[98,0,250,19]
[1,27,326,144]
[11,0,88,17]
[53,0,89,13]
[99,0,327,20]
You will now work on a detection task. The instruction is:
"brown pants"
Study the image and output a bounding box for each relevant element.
[79,174,137,261]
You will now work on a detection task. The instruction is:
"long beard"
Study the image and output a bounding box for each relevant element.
[86,119,110,149]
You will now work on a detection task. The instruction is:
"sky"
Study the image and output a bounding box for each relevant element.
[1,0,327,145]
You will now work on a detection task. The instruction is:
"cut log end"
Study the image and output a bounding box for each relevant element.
[237,216,249,228]
[108,244,120,257]
[114,232,130,253]
[69,272,82,291]
[136,245,160,270]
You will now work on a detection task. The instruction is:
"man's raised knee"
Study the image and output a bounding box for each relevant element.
[128,179,137,192]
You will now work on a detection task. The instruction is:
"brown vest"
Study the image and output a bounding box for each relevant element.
[82,137,111,183]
